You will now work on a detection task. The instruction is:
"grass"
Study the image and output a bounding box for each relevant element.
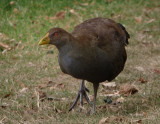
[0,0,160,123]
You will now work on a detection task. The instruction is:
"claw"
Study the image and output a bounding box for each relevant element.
[85,87,90,93]
[69,80,92,112]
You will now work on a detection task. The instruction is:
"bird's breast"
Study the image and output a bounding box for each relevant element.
[58,49,116,82]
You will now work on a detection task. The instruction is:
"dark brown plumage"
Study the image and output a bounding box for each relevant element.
[39,17,130,113]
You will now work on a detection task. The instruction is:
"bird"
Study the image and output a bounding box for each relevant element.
[39,17,130,114]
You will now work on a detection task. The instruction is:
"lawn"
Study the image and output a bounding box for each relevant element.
[0,0,160,123]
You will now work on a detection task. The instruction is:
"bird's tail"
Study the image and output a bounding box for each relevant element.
[118,23,130,45]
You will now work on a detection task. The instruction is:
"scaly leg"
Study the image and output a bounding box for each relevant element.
[90,83,99,114]
[69,80,92,111]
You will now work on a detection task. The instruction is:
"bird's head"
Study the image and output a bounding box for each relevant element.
[39,28,70,48]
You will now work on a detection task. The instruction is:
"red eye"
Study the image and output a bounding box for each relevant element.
[54,32,58,37]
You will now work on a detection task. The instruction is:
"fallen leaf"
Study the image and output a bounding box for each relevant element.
[28,62,35,67]
[111,14,121,20]
[69,9,79,16]
[38,81,55,89]
[0,105,7,109]
[47,96,68,101]
[2,49,8,54]
[47,96,59,101]
[13,8,19,14]
[98,117,110,124]
[116,97,125,103]
[38,83,47,89]
[23,111,34,121]
[135,66,145,72]
[133,119,142,124]
[152,69,160,74]
[139,77,147,84]
[39,91,47,100]
[80,3,88,6]
[102,82,116,90]
[54,11,65,20]
[19,87,28,93]
[4,93,11,98]
[56,83,65,89]
[49,16,55,21]
[34,90,47,102]
[99,116,125,124]
[0,42,10,50]
[90,1,95,6]
[54,108,63,113]
[146,19,155,24]
[119,84,138,96]
[135,16,142,23]
[0,33,9,40]
[10,1,15,5]
[88,95,94,101]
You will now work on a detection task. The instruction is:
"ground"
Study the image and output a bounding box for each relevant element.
[0,0,160,123]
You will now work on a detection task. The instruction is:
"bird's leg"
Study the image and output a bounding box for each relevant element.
[69,80,92,112]
[79,80,84,112]
[90,83,99,114]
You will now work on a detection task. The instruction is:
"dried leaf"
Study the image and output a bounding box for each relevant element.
[146,19,155,24]
[100,91,120,97]
[38,83,47,89]
[80,3,88,6]
[111,14,121,20]
[47,96,68,101]
[4,93,11,98]
[135,66,145,72]
[56,83,65,89]
[28,62,35,67]
[98,117,110,124]
[69,9,79,16]
[88,95,94,101]
[102,82,116,90]
[133,119,142,124]
[13,8,19,14]
[19,87,28,93]
[135,16,142,23]
[139,77,147,84]
[116,97,125,103]
[54,108,63,113]
[0,42,10,49]
[90,1,95,6]
[0,33,9,40]
[2,49,8,54]
[119,84,138,96]
[153,69,160,74]
[99,116,125,124]
[10,1,15,5]
[38,81,55,89]
[54,11,65,20]
[39,91,47,99]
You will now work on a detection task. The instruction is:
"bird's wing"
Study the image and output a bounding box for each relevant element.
[72,18,129,49]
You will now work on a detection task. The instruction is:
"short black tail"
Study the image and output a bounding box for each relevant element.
[118,23,130,45]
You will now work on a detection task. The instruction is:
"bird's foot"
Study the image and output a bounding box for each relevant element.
[69,80,92,112]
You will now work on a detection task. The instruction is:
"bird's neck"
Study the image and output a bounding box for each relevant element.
[56,35,77,54]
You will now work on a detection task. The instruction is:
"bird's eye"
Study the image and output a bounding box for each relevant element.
[54,32,59,37]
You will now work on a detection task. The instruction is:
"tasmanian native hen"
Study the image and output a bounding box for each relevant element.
[39,17,130,114]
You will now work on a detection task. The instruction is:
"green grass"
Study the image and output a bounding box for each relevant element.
[0,0,160,123]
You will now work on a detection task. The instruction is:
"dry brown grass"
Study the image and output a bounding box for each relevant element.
[0,0,160,123]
